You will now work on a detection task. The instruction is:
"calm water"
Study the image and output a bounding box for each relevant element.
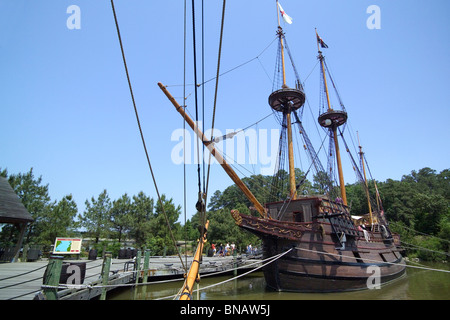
[109,262,450,300]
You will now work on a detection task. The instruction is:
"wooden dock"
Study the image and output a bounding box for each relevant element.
[0,258,124,300]
[0,255,260,300]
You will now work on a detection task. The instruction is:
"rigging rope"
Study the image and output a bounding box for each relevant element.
[190,0,202,207]
[391,221,450,244]
[160,248,294,300]
[205,0,227,215]
[183,0,188,276]
[294,247,450,274]
[110,0,185,271]
[165,36,277,89]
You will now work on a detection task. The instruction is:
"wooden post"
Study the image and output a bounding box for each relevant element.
[100,252,112,300]
[11,223,27,262]
[43,255,63,300]
[233,249,238,276]
[22,244,29,262]
[141,249,150,299]
[133,250,141,300]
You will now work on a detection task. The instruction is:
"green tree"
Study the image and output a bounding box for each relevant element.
[438,215,450,253]
[413,193,448,236]
[0,168,51,244]
[36,195,79,245]
[150,194,181,255]
[79,189,111,243]
[129,191,153,249]
[378,178,416,225]
[110,193,133,243]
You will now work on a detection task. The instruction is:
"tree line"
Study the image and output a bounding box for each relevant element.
[190,167,450,261]
[1,166,449,261]
[0,168,184,256]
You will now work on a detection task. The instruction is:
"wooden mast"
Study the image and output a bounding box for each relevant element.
[357,132,374,225]
[316,29,348,206]
[277,1,297,200]
[158,82,266,218]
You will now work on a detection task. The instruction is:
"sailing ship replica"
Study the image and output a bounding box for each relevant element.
[159,2,406,293]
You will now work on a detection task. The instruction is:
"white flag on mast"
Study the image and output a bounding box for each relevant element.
[277,2,293,24]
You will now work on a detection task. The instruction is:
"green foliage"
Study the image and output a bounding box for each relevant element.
[110,193,133,243]
[79,189,112,243]
[376,168,450,261]
[91,241,121,258]
[129,192,154,248]
[2,166,448,262]
[0,168,78,246]
[36,195,79,245]
[0,168,51,244]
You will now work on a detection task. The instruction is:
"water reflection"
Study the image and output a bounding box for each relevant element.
[109,262,450,300]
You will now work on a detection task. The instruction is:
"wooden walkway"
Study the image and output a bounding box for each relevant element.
[0,255,259,300]
[0,258,115,300]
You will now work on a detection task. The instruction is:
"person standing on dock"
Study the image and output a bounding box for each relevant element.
[225,243,230,256]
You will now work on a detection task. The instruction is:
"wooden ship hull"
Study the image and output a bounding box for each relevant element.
[231,197,406,292]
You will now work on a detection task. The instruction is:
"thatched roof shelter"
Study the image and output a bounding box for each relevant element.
[0,176,33,262]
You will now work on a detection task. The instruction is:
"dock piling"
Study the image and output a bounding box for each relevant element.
[133,250,142,300]
[140,249,150,299]
[100,252,112,300]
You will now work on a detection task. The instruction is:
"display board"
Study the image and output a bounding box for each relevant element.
[53,238,82,254]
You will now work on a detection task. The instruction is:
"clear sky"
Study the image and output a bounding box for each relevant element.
[1,0,449,223]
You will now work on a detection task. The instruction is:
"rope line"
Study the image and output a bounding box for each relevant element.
[401,241,450,257]
[165,36,277,89]
[294,247,450,274]
[35,245,449,299]
[0,264,47,282]
[39,251,289,293]
[391,221,450,244]
[205,0,226,207]
[110,0,185,271]
[161,249,294,300]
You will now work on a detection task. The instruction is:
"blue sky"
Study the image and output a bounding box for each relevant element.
[1,0,449,223]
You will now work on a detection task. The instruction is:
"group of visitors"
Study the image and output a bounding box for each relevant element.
[210,242,235,257]
[207,242,259,257]
[246,244,258,255]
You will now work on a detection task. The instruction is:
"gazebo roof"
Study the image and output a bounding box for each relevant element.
[0,177,34,224]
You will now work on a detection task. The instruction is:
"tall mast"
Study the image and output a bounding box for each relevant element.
[269,1,305,200]
[276,1,288,89]
[357,132,373,225]
[316,29,348,205]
